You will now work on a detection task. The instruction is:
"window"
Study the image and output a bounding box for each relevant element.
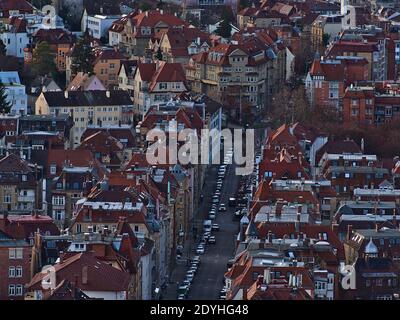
[134,225,139,232]
[9,266,15,278]
[159,82,167,90]
[16,248,23,259]
[16,285,23,296]
[52,196,65,206]
[8,285,15,296]
[50,165,56,175]
[21,174,27,181]
[376,279,383,287]
[16,266,22,278]
[4,194,11,203]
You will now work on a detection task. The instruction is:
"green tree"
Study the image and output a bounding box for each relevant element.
[216,19,232,39]
[70,31,94,75]
[31,41,56,77]
[140,2,153,11]
[0,82,12,114]
[156,47,163,61]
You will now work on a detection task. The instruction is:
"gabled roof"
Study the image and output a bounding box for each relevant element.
[136,61,187,92]
[0,153,32,173]
[27,251,131,292]
[67,72,106,91]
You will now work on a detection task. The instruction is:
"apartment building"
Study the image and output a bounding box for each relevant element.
[109,9,188,57]
[343,83,400,126]
[186,33,286,117]
[35,90,133,148]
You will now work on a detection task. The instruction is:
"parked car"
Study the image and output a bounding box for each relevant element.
[196,245,205,254]
[209,213,216,220]
[192,256,201,265]
[186,272,194,283]
[208,236,216,244]
[212,223,220,231]
[219,204,226,212]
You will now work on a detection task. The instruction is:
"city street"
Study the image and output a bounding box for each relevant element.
[187,162,240,300]
[163,160,241,300]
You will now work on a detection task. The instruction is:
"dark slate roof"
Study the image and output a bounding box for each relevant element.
[42,90,133,107]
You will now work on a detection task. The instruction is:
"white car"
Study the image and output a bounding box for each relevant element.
[196,245,205,254]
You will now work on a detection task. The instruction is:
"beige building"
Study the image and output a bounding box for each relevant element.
[35,90,133,148]
[109,9,188,58]
[186,36,287,117]
[133,61,188,116]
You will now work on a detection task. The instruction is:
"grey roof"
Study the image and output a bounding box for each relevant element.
[328,166,389,174]
[20,114,70,121]
[42,90,132,107]
[339,201,396,210]
[356,228,400,239]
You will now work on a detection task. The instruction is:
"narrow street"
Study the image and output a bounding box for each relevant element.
[187,162,240,299]
[163,161,240,300]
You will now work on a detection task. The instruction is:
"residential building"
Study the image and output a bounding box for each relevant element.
[35,90,133,148]
[318,153,390,197]
[343,83,400,126]
[133,61,188,116]
[67,72,106,91]
[108,9,188,57]
[0,230,31,300]
[305,56,369,110]
[0,153,38,212]
[0,71,27,115]
[92,48,126,89]
[0,17,30,58]
[186,33,286,118]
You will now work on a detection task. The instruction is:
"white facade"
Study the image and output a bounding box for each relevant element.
[0,72,27,115]
[83,14,120,39]
[1,29,29,58]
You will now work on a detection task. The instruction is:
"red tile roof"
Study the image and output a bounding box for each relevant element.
[27,251,131,293]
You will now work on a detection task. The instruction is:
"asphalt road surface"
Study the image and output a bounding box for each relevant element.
[187,162,240,300]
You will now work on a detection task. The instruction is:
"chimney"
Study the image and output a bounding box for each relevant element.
[82,266,88,285]
[267,231,273,243]
[275,202,283,218]
[64,91,68,99]
[263,269,271,284]
[347,224,353,241]
[106,90,110,98]
[59,251,64,264]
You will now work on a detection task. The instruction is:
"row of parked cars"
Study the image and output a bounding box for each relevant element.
[177,255,201,299]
